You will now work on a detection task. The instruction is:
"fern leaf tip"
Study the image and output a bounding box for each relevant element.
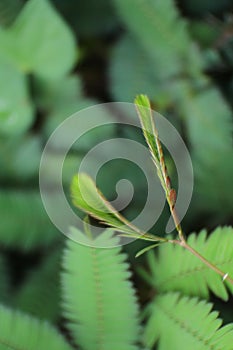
[134,94,151,108]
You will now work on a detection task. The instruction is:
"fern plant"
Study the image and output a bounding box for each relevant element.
[62,227,140,350]
[67,94,233,349]
[71,95,233,285]
[143,293,233,349]
[1,1,233,347]
[0,227,142,350]
[1,225,233,349]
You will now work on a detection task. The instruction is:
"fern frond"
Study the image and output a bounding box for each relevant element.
[0,304,72,350]
[143,292,233,350]
[13,249,61,322]
[62,228,140,350]
[144,226,233,300]
[0,190,60,250]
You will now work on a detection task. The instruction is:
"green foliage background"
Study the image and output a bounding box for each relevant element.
[0,0,233,349]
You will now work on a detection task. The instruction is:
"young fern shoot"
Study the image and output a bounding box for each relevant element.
[135,94,233,285]
[135,95,183,241]
[71,94,233,286]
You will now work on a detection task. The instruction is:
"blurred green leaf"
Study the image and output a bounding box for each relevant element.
[0,57,34,136]
[62,227,141,349]
[0,190,60,250]
[44,98,96,140]
[35,75,99,144]
[180,87,233,213]
[35,75,83,110]
[3,0,77,78]
[0,135,41,181]
[110,34,158,102]
[0,304,72,350]
[144,293,233,350]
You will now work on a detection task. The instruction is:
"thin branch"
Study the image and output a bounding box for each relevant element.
[170,239,233,285]
[135,94,233,285]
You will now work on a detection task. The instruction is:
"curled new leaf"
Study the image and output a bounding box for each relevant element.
[71,172,165,245]
[71,172,138,235]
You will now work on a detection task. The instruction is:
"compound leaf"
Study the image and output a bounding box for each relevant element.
[144,227,233,301]
[0,304,72,350]
[144,293,233,350]
[62,227,140,350]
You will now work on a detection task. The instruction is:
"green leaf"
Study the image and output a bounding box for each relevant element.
[109,34,159,102]
[0,190,60,250]
[0,136,41,181]
[5,0,77,78]
[144,226,233,301]
[143,292,233,350]
[62,227,140,350]
[35,76,105,148]
[34,75,83,110]
[71,173,142,236]
[119,232,162,243]
[134,95,159,161]
[0,304,72,350]
[135,243,162,258]
[134,94,166,190]
[0,57,34,136]
[43,98,97,142]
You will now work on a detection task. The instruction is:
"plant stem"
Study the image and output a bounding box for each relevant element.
[135,95,233,285]
[167,181,233,285]
[168,202,185,241]
[170,239,233,285]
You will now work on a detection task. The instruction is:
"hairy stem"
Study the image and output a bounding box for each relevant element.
[135,95,233,285]
[170,239,233,285]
